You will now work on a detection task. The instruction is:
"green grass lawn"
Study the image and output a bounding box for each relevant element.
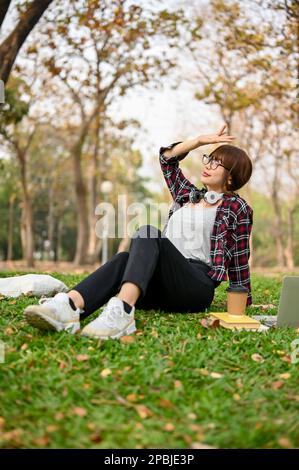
[0,271,298,449]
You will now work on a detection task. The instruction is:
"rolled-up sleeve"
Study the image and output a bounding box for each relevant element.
[228,206,253,307]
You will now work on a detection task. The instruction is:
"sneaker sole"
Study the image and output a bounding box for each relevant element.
[24,307,80,334]
[81,320,136,340]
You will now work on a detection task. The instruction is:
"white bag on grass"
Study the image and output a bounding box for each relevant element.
[0,274,69,298]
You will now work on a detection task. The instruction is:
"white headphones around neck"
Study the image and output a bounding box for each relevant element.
[189,188,224,205]
[204,190,224,204]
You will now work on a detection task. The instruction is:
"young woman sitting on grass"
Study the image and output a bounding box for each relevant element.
[24,124,253,340]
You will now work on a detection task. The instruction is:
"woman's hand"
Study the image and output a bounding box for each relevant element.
[198,124,236,145]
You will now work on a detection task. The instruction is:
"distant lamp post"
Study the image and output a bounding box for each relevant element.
[100,180,113,265]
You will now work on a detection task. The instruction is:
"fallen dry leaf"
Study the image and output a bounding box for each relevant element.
[46,425,58,433]
[100,368,112,377]
[275,350,285,356]
[72,407,87,417]
[210,372,223,379]
[33,436,50,446]
[54,412,64,421]
[158,398,174,409]
[150,329,159,338]
[1,429,23,443]
[286,394,299,402]
[4,327,14,335]
[167,360,175,367]
[183,434,193,445]
[278,437,293,449]
[135,404,153,419]
[76,354,89,362]
[90,432,102,443]
[126,393,139,402]
[236,379,243,389]
[120,335,135,344]
[163,423,175,432]
[251,353,264,363]
[174,380,183,389]
[278,372,291,380]
[271,381,284,390]
[281,355,292,363]
[87,422,96,431]
[189,423,205,433]
[135,422,144,430]
[20,343,28,351]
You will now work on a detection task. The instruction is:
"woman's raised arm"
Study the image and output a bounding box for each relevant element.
[163,124,236,160]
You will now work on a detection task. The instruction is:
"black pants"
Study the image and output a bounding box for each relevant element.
[71,224,221,319]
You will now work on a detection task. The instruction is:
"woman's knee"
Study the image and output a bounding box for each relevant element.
[134,224,161,239]
[111,251,129,263]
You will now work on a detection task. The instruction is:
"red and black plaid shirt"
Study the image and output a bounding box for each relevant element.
[159,142,253,307]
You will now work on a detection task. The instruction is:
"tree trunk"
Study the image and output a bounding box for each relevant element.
[0,0,53,83]
[18,152,34,267]
[284,206,296,269]
[47,184,55,257]
[244,182,254,269]
[20,203,26,260]
[72,140,89,265]
[87,114,101,263]
[7,192,15,261]
[272,190,286,267]
[56,217,63,262]
[117,193,130,253]
[24,195,34,267]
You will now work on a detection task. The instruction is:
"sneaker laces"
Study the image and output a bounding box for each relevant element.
[101,304,125,328]
[38,295,79,313]
[38,296,56,305]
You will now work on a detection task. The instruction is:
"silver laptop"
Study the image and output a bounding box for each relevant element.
[252,276,299,328]
[276,276,299,327]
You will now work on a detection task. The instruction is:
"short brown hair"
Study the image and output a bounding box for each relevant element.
[207,144,253,194]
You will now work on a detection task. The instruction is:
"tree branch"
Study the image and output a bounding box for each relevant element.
[0,0,54,83]
[0,0,11,30]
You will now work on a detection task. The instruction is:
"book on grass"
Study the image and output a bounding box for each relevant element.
[210,312,261,330]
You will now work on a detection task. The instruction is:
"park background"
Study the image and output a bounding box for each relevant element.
[0,0,298,272]
[0,0,299,450]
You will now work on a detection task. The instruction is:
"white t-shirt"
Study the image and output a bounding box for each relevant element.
[164,202,218,266]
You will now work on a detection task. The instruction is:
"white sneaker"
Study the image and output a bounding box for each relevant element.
[81,296,136,340]
[24,292,82,333]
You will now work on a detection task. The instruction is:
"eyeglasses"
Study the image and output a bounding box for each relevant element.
[202,154,230,172]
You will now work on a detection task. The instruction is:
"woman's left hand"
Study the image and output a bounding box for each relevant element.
[198,124,236,145]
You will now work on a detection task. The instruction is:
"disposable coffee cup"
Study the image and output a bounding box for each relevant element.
[226,286,248,315]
